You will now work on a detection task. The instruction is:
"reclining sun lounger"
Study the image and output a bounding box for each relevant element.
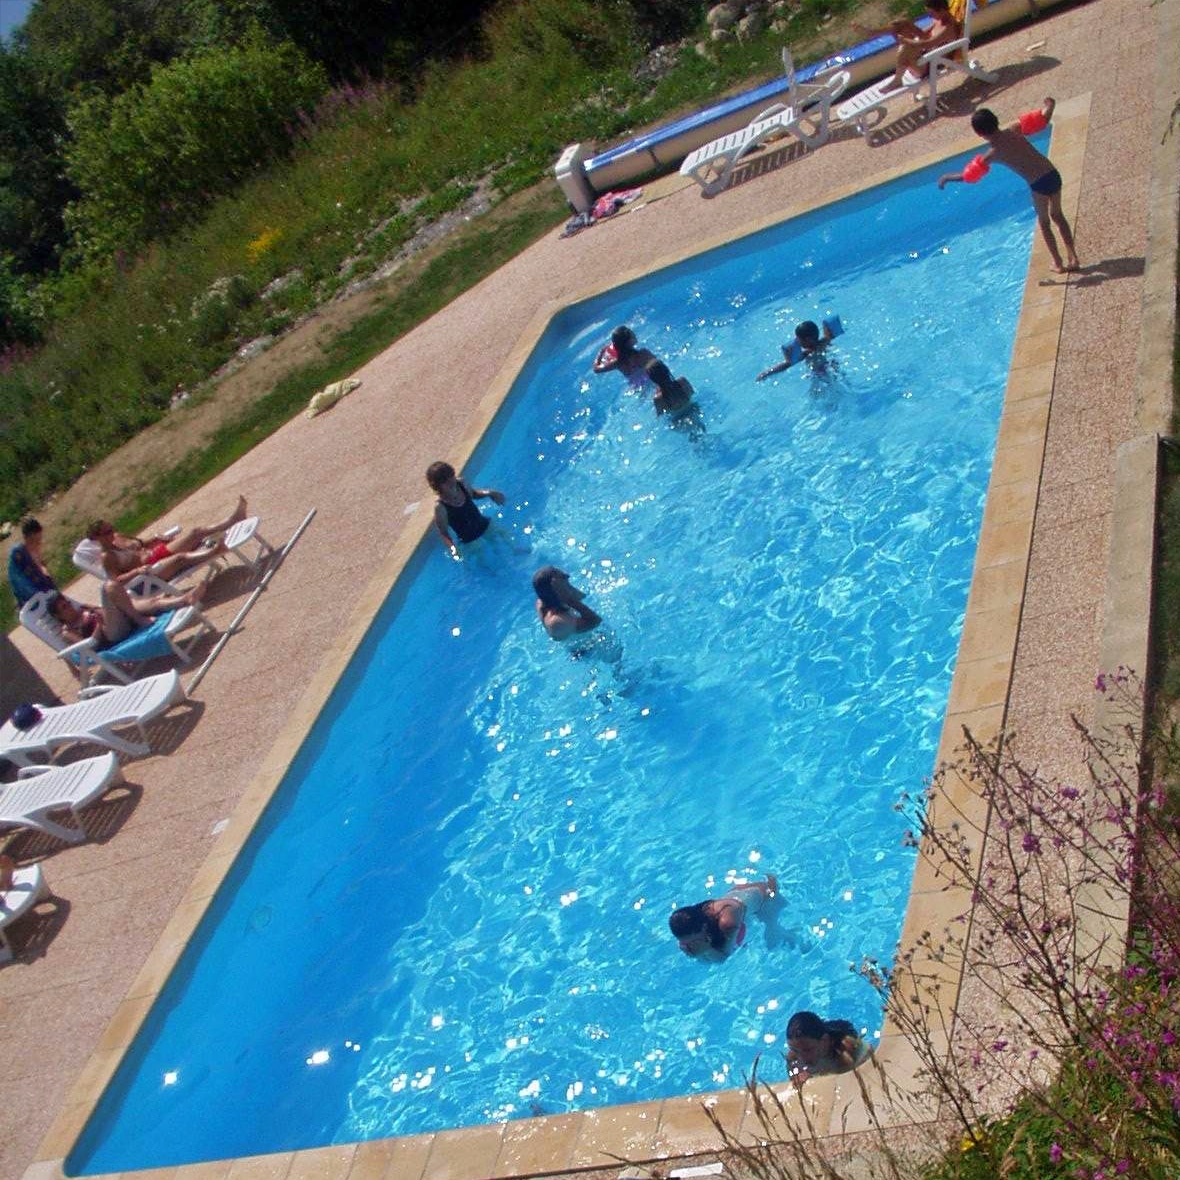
[0,861,49,963]
[680,49,851,195]
[0,670,187,767]
[72,515,274,585]
[20,576,215,689]
[834,2,996,139]
[0,752,122,844]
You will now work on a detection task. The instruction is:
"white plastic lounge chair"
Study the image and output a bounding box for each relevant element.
[0,861,49,963]
[0,669,187,767]
[680,50,851,195]
[834,3,997,137]
[20,577,214,689]
[0,752,122,843]
[72,515,273,583]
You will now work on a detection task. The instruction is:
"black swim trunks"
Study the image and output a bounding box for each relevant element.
[1029,167,1063,197]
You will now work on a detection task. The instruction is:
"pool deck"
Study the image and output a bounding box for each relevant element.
[4,0,1179,1177]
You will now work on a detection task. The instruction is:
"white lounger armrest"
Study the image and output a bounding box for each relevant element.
[77,682,121,700]
[16,765,51,779]
[54,636,101,664]
[751,102,789,123]
[923,35,968,62]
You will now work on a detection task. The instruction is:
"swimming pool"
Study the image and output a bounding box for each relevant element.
[69,150,1038,1174]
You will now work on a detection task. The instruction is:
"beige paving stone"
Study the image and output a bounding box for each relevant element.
[961,563,1026,627]
[376,1134,434,1180]
[944,654,1012,716]
[421,1125,504,1180]
[226,1154,294,1180]
[286,1145,357,1180]
[980,478,1039,527]
[567,1101,664,1169]
[735,1077,834,1150]
[493,1113,582,1177]
[825,1035,945,1137]
[652,1089,747,1157]
[342,1140,392,1180]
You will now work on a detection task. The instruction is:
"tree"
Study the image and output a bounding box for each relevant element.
[64,36,328,259]
[0,43,74,275]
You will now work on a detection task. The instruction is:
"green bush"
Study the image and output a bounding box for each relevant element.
[64,35,328,259]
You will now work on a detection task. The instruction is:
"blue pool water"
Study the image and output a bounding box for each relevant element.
[70,149,1039,1174]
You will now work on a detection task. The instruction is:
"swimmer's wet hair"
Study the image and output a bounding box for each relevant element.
[532,565,566,611]
[971,108,1000,135]
[795,321,821,343]
[425,461,456,490]
[611,325,637,354]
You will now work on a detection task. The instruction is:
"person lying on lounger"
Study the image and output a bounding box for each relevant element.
[84,495,248,583]
[854,0,961,89]
[49,581,207,650]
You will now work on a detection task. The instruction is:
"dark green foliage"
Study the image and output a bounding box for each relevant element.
[63,36,328,259]
[0,43,74,277]
[0,255,44,346]
[1154,442,1180,700]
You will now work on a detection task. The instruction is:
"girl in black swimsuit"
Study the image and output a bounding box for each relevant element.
[427,461,507,559]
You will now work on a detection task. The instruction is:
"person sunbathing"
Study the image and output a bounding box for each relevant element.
[49,581,206,650]
[84,495,248,583]
[854,0,961,89]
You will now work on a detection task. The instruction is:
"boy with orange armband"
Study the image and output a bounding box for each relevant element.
[937,97,1079,274]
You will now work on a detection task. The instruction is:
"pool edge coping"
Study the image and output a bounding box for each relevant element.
[29,87,1151,1180]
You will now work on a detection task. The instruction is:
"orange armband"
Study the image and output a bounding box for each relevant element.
[1018,109,1049,135]
[962,155,990,183]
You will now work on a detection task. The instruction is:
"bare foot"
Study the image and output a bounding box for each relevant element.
[231,495,248,524]
[183,581,209,606]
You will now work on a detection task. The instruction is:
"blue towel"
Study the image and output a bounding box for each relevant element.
[107,611,177,661]
[73,611,178,665]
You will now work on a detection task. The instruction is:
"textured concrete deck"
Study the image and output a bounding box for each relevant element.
[2,1,1177,1177]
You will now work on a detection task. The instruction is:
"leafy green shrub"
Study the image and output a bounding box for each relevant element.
[64,35,329,259]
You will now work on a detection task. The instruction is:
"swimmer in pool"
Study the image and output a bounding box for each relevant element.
[786,1010,871,1082]
[533,565,602,641]
[426,461,506,558]
[645,358,701,425]
[593,325,657,381]
[669,875,781,961]
[756,320,837,381]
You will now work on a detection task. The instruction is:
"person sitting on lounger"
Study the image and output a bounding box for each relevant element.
[85,496,247,583]
[854,0,961,89]
[49,581,207,650]
[593,326,657,381]
[8,518,57,607]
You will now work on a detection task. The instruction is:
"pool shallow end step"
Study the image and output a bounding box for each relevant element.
[553,0,1068,208]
